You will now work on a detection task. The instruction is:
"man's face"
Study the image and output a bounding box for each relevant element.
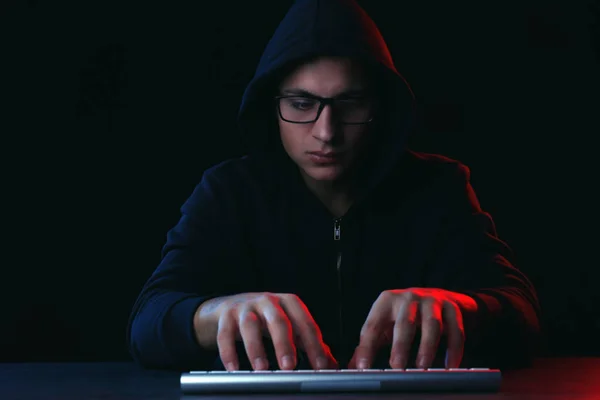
[276,57,375,184]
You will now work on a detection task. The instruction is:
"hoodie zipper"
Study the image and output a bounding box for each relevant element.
[333,218,344,365]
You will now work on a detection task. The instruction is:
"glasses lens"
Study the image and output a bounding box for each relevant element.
[278,96,372,123]
[336,98,373,124]
[279,96,319,123]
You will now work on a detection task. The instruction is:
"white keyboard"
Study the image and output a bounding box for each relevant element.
[180,367,502,394]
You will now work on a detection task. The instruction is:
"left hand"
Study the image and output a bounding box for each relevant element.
[347,288,478,370]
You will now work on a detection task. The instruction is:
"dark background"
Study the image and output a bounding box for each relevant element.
[2,0,599,362]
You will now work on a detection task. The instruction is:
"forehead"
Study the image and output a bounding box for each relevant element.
[279,57,370,95]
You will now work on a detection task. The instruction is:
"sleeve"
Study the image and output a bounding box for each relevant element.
[126,166,256,371]
[426,162,542,369]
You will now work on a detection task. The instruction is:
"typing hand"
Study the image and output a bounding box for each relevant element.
[347,288,478,370]
[214,292,338,371]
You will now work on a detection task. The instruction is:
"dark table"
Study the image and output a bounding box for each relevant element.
[0,358,598,400]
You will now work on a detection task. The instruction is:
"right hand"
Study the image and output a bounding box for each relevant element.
[202,292,338,371]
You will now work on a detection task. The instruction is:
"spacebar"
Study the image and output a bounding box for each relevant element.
[301,380,381,392]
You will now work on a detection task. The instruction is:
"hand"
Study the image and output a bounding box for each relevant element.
[205,292,338,371]
[348,288,477,370]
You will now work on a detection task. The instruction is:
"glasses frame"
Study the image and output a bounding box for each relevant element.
[274,93,375,125]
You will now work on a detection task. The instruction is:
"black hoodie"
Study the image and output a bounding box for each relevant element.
[127,0,540,371]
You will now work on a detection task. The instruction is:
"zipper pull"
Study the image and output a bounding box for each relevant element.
[333,219,341,241]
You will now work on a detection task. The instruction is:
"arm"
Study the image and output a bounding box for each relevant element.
[126,165,256,370]
[426,163,541,369]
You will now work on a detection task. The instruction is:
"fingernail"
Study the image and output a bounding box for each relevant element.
[316,356,327,369]
[417,355,427,368]
[254,357,267,370]
[281,355,294,370]
[226,362,236,371]
[357,358,369,369]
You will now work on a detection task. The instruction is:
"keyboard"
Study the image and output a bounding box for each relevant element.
[180,367,502,394]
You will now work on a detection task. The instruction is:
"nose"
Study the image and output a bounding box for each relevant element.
[311,104,337,143]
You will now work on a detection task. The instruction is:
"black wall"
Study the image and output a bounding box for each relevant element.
[3,0,599,362]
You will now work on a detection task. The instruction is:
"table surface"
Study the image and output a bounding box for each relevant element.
[0,357,598,400]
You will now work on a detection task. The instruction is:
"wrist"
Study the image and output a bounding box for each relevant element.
[193,297,226,350]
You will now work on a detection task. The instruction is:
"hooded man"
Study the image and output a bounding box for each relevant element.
[127,0,540,372]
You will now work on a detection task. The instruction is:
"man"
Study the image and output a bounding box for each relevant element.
[127,0,540,371]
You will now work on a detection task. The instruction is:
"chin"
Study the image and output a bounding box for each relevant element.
[302,164,345,182]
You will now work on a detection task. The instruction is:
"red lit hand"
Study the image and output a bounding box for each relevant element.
[348,288,478,369]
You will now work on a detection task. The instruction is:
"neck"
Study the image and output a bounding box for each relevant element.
[300,171,354,218]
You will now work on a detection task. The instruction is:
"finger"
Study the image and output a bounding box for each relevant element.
[442,302,465,368]
[347,354,357,369]
[280,294,336,370]
[348,331,388,369]
[317,342,339,369]
[416,299,443,368]
[389,300,419,369]
[238,307,269,371]
[291,323,338,369]
[351,294,393,369]
[325,344,339,369]
[259,297,297,370]
[216,308,241,371]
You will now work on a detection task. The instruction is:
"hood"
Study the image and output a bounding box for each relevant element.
[237,0,416,197]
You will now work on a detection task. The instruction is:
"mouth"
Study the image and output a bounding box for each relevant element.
[307,151,343,164]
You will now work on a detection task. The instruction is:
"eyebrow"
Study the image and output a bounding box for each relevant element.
[280,88,368,97]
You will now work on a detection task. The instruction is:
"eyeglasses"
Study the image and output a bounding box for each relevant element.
[275,94,375,125]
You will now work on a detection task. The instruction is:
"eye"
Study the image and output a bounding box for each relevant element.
[286,97,318,110]
[292,101,316,110]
